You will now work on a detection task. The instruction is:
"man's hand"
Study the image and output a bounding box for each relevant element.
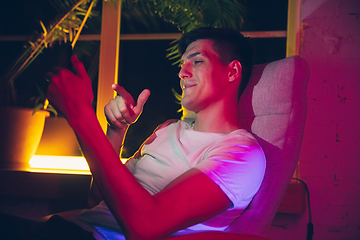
[105,84,150,131]
[47,55,94,120]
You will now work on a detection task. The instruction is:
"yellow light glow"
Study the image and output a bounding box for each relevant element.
[28,155,127,175]
[29,155,91,175]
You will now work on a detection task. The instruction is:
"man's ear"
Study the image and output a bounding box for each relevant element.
[228,60,242,83]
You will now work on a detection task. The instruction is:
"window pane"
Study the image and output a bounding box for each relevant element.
[118,40,182,157]
[251,37,287,64]
[243,0,288,31]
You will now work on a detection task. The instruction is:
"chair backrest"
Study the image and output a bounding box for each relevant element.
[225,56,310,236]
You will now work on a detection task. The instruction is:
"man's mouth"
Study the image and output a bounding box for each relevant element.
[182,83,196,90]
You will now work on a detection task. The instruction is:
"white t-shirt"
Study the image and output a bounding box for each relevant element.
[70,120,266,239]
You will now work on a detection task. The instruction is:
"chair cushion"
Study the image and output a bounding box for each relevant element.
[226,56,309,236]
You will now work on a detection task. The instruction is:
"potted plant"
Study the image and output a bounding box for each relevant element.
[0,0,97,169]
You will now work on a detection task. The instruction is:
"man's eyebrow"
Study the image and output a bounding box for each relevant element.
[180,51,201,65]
[187,52,201,59]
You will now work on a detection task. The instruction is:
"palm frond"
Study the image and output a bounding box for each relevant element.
[1,0,98,107]
[125,0,246,63]
[199,0,246,29]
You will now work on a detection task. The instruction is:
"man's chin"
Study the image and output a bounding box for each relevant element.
[182,96,202,109]
[181,99,192,111]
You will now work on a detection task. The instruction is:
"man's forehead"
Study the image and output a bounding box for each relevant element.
[181,39,214,60]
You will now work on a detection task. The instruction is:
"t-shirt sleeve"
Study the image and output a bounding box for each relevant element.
[194,134,266,209]
[125,157,136,173]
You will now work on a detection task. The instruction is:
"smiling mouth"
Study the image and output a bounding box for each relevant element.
[182,83,196,90]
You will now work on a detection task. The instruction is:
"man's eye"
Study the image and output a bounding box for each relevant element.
[193,60,203,65]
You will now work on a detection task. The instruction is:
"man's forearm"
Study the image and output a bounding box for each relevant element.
[68,107,156,238]
[87,124,129,206]
[106,126,129,156]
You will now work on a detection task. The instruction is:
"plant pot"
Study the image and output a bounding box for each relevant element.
[0,106,49,170]
[36,116,82,156]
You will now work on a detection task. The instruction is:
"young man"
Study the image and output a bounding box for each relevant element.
[47,27,266,240]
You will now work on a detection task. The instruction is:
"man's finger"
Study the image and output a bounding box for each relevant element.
[134,89,150,115]
[112,84,135,109]
[71,55,88,80]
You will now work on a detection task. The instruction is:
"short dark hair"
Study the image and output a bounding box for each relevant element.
[178,27,253,98]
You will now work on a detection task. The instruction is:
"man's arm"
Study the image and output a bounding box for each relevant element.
[88,84,150,207]
[47,56,232,240]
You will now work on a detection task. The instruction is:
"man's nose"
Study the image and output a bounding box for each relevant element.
[178,65,192,80]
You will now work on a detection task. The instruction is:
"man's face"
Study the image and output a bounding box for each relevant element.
[178,39,229,113]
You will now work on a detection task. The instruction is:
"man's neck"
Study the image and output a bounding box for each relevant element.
[192,100,241,134]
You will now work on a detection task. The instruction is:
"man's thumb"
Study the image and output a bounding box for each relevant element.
[135,89,150,113]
